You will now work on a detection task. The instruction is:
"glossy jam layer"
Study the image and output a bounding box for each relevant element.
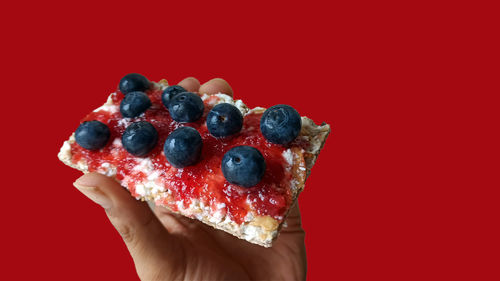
[70,86,305,224]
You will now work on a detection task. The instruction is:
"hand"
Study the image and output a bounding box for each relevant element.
[73,77,307,281]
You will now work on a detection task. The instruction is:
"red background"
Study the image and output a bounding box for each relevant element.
[2,0,498,280]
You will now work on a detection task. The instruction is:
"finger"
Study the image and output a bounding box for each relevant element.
[282,200,303,233]
[287,200,301,220]
[177,77,200,92]
[154,205,194,234]
[74,173,182,279]
[199,78,234,97]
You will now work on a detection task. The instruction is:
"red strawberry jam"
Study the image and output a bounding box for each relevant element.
[70,85,307,224]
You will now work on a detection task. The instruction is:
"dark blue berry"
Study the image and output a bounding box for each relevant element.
[221,146,266,187]
[206,103,243,137]
[168,92,204,123]
[162,85,186,108]
[119,73,151,94]
[164,127,202,168]
[75,121,110,150]
[120,91,152,118]
[122,121,158,157]
[260,104,302,145]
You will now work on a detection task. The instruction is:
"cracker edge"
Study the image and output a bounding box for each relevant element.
[58,82,331,247]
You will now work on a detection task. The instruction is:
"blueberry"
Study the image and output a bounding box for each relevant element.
[122,121,158,157]
[206,103,243,137]
[168,92,204,123]
[162,85,186,108]
[119,91,151,118]
[164,127,202,168]
[75,120,110,150]
[260,104,302,145]
[221,146,266,187]
[119,73,151,94]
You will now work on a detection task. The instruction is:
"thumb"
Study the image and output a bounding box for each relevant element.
[73,172,183,280]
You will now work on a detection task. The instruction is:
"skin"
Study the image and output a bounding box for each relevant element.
[73,77,307,281]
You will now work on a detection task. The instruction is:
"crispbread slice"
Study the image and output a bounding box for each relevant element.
[58,80,330,247]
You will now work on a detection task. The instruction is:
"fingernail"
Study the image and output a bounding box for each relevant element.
[73,182,113,209]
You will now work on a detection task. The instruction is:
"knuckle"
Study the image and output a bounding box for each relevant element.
[105,209,137,246]
[116,224,135,244]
